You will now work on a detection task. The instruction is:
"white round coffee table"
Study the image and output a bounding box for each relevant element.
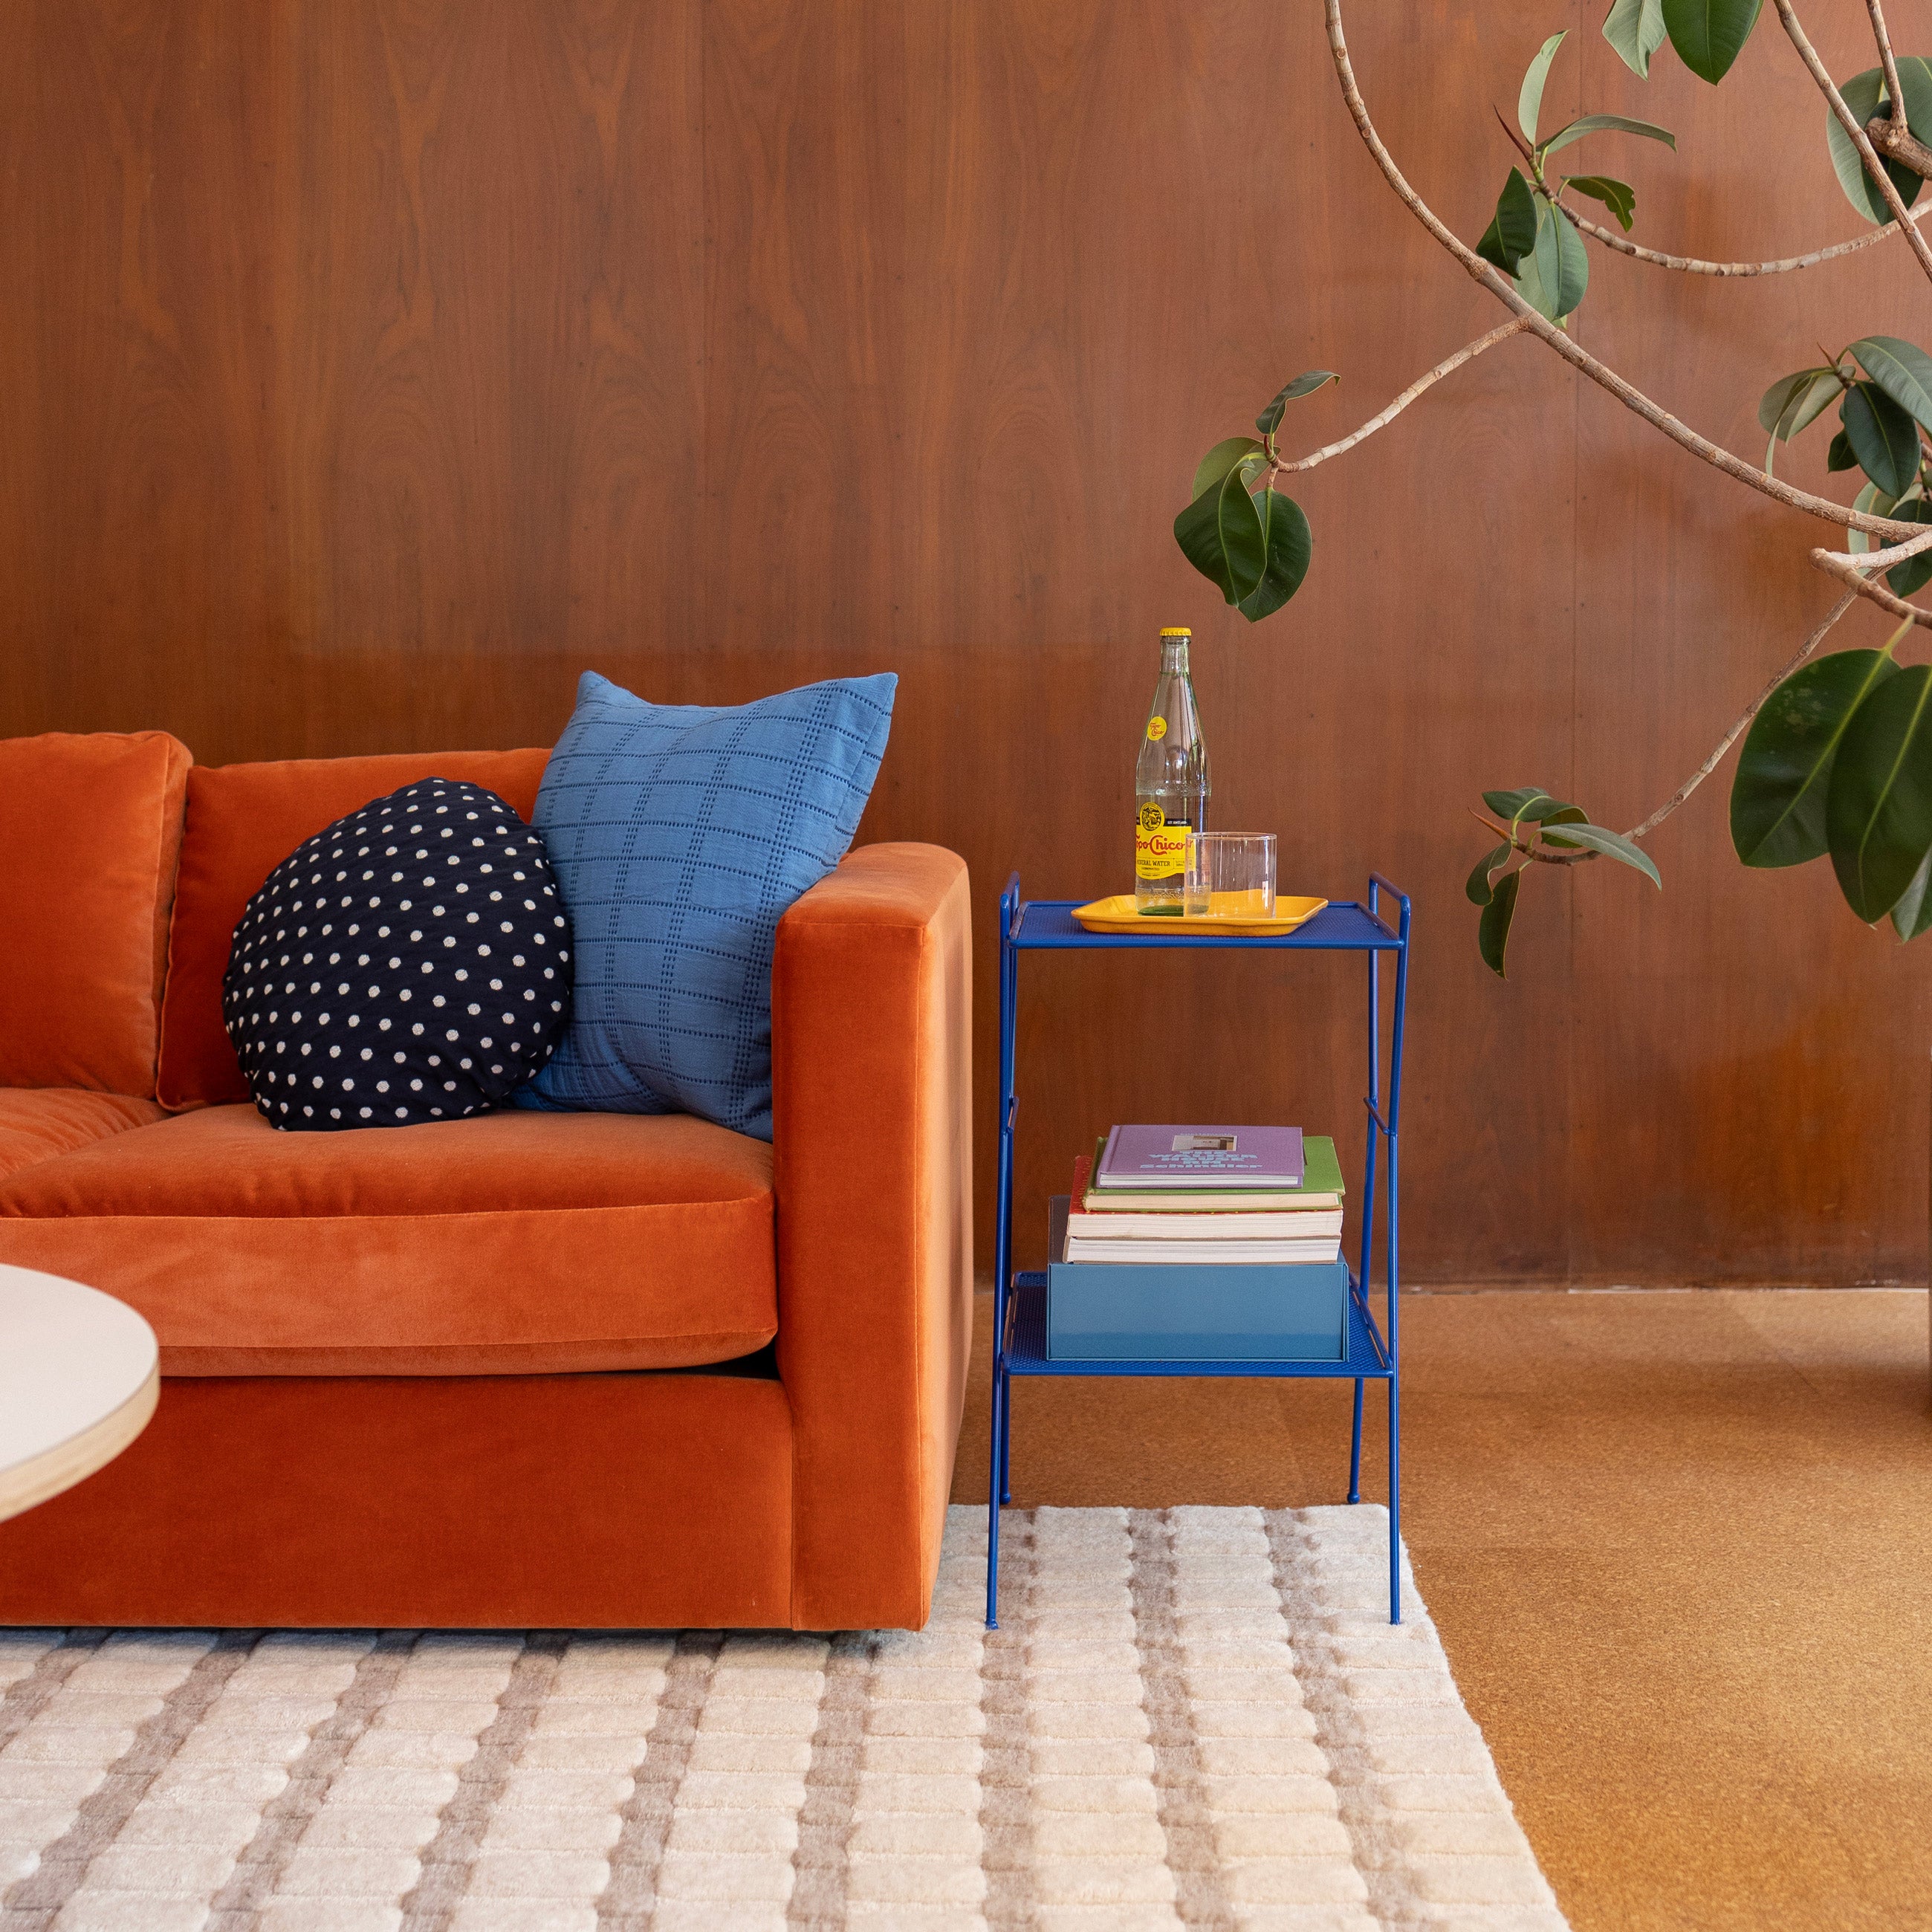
[0,1264,158,1524]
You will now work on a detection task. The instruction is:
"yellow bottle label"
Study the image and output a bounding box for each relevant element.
[1146,716,1167,741]
[1135,805,1190,881]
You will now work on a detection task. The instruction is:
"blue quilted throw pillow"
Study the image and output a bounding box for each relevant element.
[521,670,897,1139]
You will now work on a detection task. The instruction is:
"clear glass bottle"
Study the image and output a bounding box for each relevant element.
[1135,626,1210,913]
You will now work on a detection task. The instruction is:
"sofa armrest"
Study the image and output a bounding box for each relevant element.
[771,843,973,1629]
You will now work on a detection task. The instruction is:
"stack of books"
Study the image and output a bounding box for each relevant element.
[1045,1123,1349,1362]
[1065,1123,1343,1265]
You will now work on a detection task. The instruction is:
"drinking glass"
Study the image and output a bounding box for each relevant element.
[1185,833,1276,918]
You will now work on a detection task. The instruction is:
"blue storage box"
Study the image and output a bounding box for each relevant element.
[1045,1197,1347,1361]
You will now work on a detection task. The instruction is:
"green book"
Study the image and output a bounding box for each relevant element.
[1079,1134,1345,1211]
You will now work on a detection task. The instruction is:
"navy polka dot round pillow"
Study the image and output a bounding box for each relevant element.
[223,779,573,1131]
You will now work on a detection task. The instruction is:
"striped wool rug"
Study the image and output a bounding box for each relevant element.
[0,1505,1564,1931]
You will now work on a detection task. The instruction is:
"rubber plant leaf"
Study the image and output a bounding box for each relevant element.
[1826,62,1932,224]
[1540,820,1663,886]
[1539,114,1677,160]
[1191,437,1265,502]
[1764,368,1844,444]
[1236,488,1313,622]
[1482,786,1555,825]
[1254,372,1339,435]
[1603,0,1668,79]
[1478,869,1521,978]
[1847,480,1897,557]
[1518,31,1569,144]
[1731,648,1900,866]
[1537,200,1590,321]
[1662,0,1763,85]
[1885,499,1932,598]
[1891,845,1932,940]
[1849,334,1932,434]
[1842,380,1922,498]
[1564,174,1637,230]
[1476,169,1540,274]
[1466,843,1511,907]
[1826,662,1932,921]
[1827,427,1858,472]
[1514,794,1583,824]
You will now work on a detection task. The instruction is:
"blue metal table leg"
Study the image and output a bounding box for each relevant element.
[1348,1379,1364,1503]
[987,876,1021,1631]
[1387,1373,1401,1624]
[999,1373,1012,1505]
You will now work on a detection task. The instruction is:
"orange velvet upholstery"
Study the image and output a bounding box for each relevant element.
[0,718,971,1630]
[773,843,973,1630]
[0,731,190,1096]
[0,1089,166,1184]
[0,1106,776,1376]
[158,749,549,1110]
[0,1371,794,1628]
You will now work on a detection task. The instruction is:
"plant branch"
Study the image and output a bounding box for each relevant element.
[1624,589,1861,841]
[1554,194,1930,275]
[1323,0,1924,542]
[1774,0,1932,285]
[1867,113,1932,180]
[1868,0,1907,134]
[1274,317,1532,473]
[1810,546,1932,626]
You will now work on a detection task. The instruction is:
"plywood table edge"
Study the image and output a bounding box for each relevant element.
[0,1364,158,1526]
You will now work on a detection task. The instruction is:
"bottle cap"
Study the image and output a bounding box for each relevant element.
[1158,626,1191,638]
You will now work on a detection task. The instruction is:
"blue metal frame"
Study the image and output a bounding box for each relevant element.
[985,875,1413,1627]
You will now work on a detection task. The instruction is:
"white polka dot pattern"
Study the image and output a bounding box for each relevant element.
[221,779,573,1132]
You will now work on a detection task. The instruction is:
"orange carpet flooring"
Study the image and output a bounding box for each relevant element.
[951,1287,1932,1932]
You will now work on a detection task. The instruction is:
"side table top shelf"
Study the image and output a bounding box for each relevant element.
[1011,898,1403,950]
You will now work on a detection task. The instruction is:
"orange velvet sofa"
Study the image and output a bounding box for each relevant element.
[0,730,972,1630]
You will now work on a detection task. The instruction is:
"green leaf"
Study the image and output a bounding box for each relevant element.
[1476,169,1540,274]
[1466,843,1511,907]
[1850,334,1932,435]
[1827,662,1932,921]
[1731,648,1901,866]
[1891,845,1932,939]
[1828,427,1858,472]
[1564,174,1637,230]
[1518,30,1569,144]
[1662,0,1762,85]
[1236,488,1313,622]
[1482,785,1555,824]
[1604,0,1668,79]
[1174,464,1268,606]
[1843,381,1922,497]
[1478,869,1521,978]
[1540,820,1663,886]
[1847,479,1900,557]
[1826,62,1932,224]
[1527,200,1589,321]
[1886,498,1932,597]
[1254,372,1338,435]
[1191,437,1265,502]
[1517,794,1583,824]
[1758,366,1844,446]
[1540,114,1677,160]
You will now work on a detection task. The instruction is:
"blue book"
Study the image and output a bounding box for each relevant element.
[1046,1198,1346,1361]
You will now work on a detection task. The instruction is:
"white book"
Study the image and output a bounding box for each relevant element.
[1070,1207,1344,1242]
[1063,1236,1343,1266]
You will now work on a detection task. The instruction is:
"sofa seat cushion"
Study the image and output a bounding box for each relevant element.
[0,1106,775,1376]
[0,1089,166,1185]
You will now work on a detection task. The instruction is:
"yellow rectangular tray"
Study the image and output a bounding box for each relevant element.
[1071,894,1329,936]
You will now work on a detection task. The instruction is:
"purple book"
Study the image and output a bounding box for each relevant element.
[1095,1125,1306,1190]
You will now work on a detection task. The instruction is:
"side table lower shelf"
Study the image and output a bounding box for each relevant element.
[987,1271,1402,1627]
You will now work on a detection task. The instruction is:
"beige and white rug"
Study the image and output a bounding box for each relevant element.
[0,1505,1564,1931]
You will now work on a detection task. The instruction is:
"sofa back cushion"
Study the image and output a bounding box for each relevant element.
[0,731,192,1096]
[158,750,548,1109]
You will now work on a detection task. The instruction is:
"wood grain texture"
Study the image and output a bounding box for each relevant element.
[1,0,1926,1284]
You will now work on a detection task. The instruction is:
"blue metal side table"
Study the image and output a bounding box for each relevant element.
[985,874,1412,1627]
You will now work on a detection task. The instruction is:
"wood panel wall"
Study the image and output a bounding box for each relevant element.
[4,0,1926,1285]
